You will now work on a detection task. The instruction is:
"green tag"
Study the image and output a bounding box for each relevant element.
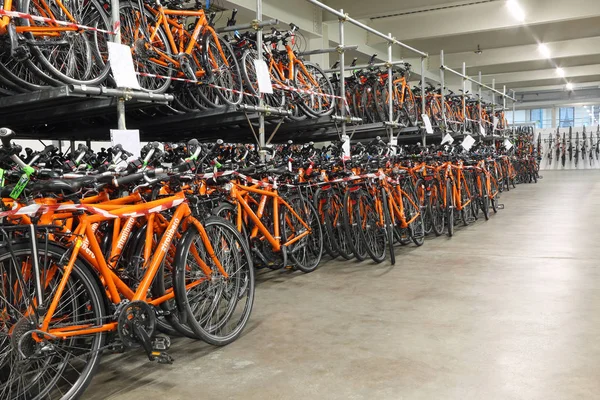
[0,168,4,187]
[23,165,34,177]
[10,173,30,199]
[214,160,222,169]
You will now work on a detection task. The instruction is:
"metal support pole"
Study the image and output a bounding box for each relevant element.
[111,0,126,130]
[492,79,497,144]
[339,10,346,140]
[503,85,507,138]
[421,57,426,146]
[462,62,467,135]
[387,34,394,145]
[478,71,482,138]
[440,50,446,135]
[512,90,516,137]
[257,0,266,161]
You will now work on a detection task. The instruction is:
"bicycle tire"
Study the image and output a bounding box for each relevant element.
[402,183,425,246]
[480,173,490,221]
[381,188,395,265]
[20,0,111,85]
[343,188,368,261]
[446,178,455,237]
[313,188,340,259]
[199,30,244,107]
[333,188,355,260]
[282,194,323,272]
[295,61,335,118]
[0,241,105,400]
[355,189,387,263]
[430,179,445,236]
[119,2,173,93]
[173,216,254,346]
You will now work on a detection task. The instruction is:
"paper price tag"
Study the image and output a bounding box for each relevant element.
[441,133,454,145]
[493,116,499,130]
[504,139,513,150]
[479,123,486,137]
[422,114,434,134]
[108,42,141,90]
[253,59,273,94]
[342,134,351,160]
[461,134,476,151]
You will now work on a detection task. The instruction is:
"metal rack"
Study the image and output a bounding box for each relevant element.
[305,0,429,148]
[440,50,517,140]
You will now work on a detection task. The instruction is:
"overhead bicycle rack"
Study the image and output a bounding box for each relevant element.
[439,49,517,141]
[0,85,172,136]
[305,0,429,147]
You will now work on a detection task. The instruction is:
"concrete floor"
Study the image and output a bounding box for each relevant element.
[85,170,600,400]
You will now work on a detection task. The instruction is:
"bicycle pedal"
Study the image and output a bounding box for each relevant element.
[151,351,174,365]
[152,335,171,351]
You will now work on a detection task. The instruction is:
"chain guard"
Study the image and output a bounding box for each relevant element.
[117,301,156,348]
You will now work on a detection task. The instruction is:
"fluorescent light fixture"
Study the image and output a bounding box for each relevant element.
[556,67,565,77]
[506,0,526,22]
[538,43,551,58]
[566,83,574,90]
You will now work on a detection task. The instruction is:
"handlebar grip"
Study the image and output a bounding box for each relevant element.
[115,172,145,186]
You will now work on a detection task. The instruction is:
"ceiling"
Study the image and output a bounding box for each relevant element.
[319,0,600,107]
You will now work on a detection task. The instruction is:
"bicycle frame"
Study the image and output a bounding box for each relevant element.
[37,193,225,339]
[141,3,228,77]
[230,183,312,252]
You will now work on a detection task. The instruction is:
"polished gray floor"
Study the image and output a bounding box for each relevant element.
[85,170,600,400]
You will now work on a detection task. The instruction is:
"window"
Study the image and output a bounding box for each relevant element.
[559,107,574,127]
[530,109,543,128]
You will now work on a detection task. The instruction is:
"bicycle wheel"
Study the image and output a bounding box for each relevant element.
[313,188,340,259]
[402,183,425,246]
[119,2,173,93]
[430,179,445,236]
[0,42,60,89]
[445,178,455,237]
[332,188,354,260]
[295,61,335,118]
[381,188,395,265]
[355,189,387,263]
[403,88,419,127]
[281,194,323,272]
[20,0,111,85]
[415,179,432,235]
[343,188,368,261]
[174,217,254,346]
[479,173,490,221]
[197,31,243,107]
[0,241,105,400]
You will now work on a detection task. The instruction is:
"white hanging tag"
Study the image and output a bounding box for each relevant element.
[461,135,476,151]
[108,42,142,90]
[422,114,434,134]
[342,135,351,160]
[479,123,486,136]
[493,116,499,130]
[253,59,273,94]
[441,133,454,145]
[504,139,513,150]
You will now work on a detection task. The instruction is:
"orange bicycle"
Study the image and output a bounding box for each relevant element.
[119,0,243,105]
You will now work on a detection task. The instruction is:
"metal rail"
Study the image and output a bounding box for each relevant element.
[216,19,278,33]
[322,60,407,74]
[305,0,428,57]
[298,45,358,57]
